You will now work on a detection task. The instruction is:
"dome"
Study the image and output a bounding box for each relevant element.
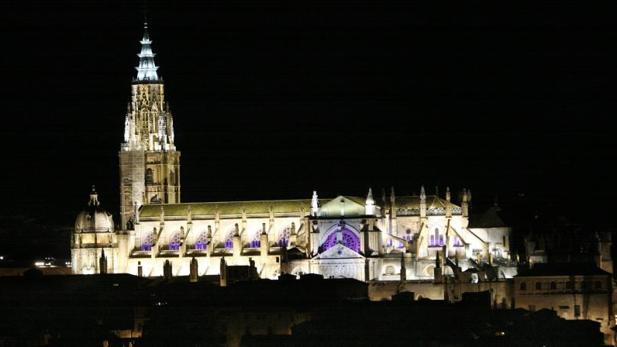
[74,187,114,233]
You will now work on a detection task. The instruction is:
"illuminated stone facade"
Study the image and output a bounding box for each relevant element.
[73,24,515,281]
[119,22,180,230]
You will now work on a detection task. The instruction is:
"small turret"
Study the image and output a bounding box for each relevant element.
[163,259,172,279]
[445,186,452,218]
[189,257,198,283]
[461,189,469,218]
[289,222,297,246]
[241,209,247,231]
[206,225,213,256]
[219,257,227,287]
[365,188,376,215]
[311,191,320,216]
[89,185,100,206]
[420,185,427,218]
[390,187,396,218]
[99,249,107,274]
[233,224,242,258]
[260,223,269,257]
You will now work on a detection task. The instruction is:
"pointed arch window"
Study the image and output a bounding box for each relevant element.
[319,227,360,253]
[278,228,290,247]
[429,228,445,247]
[140,229,156,251]
[168,232,181,251]
[194,232,207,250]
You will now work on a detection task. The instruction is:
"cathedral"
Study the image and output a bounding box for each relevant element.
[70,23,515,281]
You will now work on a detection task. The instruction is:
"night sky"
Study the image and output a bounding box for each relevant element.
[1,1,616,257]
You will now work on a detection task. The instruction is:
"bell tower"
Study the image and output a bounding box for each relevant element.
[119,22,181,230]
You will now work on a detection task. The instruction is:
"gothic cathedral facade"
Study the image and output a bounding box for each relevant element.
[71,24,515,281]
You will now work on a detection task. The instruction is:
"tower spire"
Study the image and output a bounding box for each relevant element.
[135,21,160,82]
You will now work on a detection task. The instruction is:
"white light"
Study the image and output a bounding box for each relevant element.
[65,261,72,266]
[34,261,45,267]
[0,256,4,260]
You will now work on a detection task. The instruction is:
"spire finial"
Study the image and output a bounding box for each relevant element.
[311,190,319,216]
[365,187,376,215]
[135,20,160,82]
[88,185,99,206]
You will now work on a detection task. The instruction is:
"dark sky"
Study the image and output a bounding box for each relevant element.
[1,1,616,229]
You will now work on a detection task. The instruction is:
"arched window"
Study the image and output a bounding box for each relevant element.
[429,228,444,247]
[146,168,154,185]
[168,233,180,251]
[141,229,156,251]
[194,232,207,250]
[249,230,261,248]
[320,227,360,253]
[224,230,235,249]
[278,228,291,247]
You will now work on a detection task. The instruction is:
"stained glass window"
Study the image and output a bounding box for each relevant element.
[224,230,235,249]
[194,232,207,250]
[429,228,444,247]
[141,231,156,251]
[319,228,360,253]
[169,232,180,251]
[278,228,290,247]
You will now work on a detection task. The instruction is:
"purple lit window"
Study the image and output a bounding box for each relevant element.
[250,240,261,248]
[429,228,444,247]
[278,228,290,248]
[194,232,207,250]
[453,236,463,247]
[225,239,233,249]
[319,228,360,253]
[141,232,155,251]
[169,233,181,251]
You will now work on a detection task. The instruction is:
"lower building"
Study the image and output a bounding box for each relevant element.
[513,263,614,344]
